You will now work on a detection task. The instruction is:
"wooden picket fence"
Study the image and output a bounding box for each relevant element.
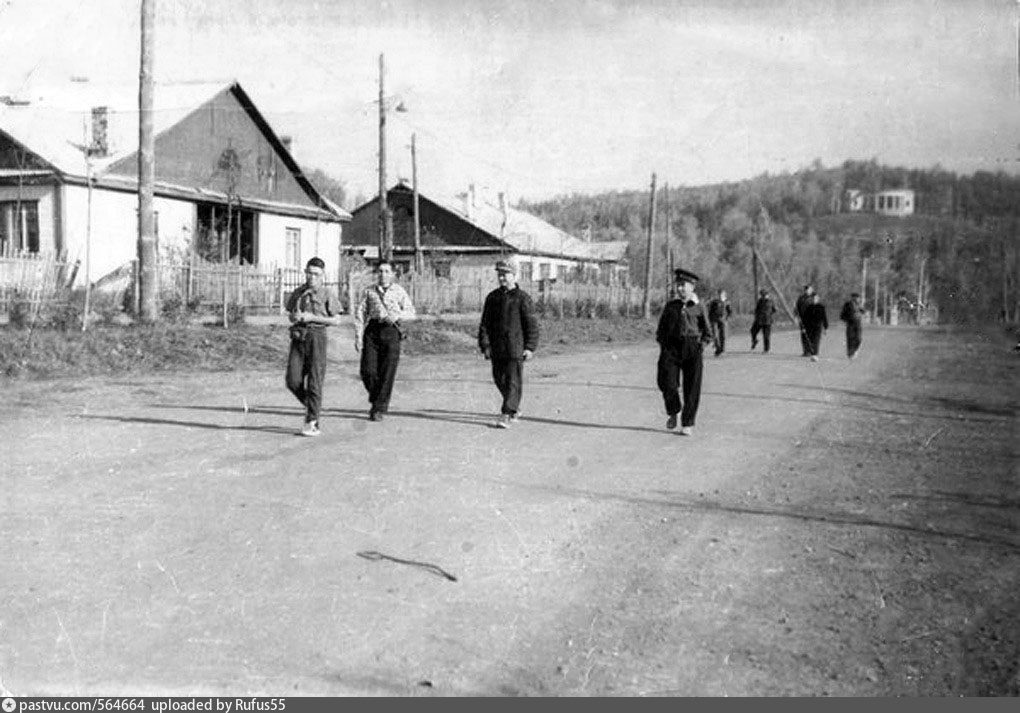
[0,248,77,316]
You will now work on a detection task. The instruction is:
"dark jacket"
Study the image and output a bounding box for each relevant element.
[478,286,539,360]
[795,293,812,320]
[753,296,777,326]
[656,298,711,354]
[802,303,828,334]
[707,297,732,323]
[840,301,864,327]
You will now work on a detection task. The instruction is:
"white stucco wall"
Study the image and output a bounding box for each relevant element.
[258,212,342,279]
[0,184,57,252]
[61,185,195,286]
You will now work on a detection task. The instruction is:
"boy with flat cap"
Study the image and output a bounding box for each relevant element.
[285,256,342,436]
[656,268,712,436]
[478,259,539,428]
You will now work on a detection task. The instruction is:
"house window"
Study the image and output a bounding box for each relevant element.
[195,202,257,264]
[433,261,451,279]
[556,264,567,281]
[518,262,533,282]
[0,200,40,253]
[285,228,301,269]
[539,262,551,279]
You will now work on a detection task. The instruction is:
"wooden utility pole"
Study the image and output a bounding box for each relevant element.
[411,132,423,274]
[751,215,760,299]
[378,53,393,262]
[642,172,657,319]
[916,256,926,324]
[664,182,673,299]
[752,247,798,324]
[861,256,868,309]
[137,0,157,322]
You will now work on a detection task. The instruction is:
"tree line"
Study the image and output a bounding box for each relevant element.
[516,160,1020,323]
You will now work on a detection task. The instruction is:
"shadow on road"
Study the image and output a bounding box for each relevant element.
[488,478,1020,553]
[77,413,298,435]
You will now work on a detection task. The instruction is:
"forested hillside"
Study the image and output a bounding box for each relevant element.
[518,160,1020,323]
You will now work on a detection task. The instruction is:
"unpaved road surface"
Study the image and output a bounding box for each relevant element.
[2,325,1018,696]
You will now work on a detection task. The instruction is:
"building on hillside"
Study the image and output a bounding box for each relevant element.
[846,188,915,216]
[0,80,348,286]
[345,182,629,285]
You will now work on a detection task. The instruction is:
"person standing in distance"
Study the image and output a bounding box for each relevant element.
[795,284,815,357]
[656,268,712,436]
[750,288,777,353]
[285,257,342,437]
[839,292,866,359]
[802,292,829,361]
[354,260,416,421]
[706,288,732,357]
[478,259,539,428]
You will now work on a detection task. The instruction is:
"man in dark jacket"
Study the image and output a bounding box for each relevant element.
[802,293,829,361]
[750,289,777,353]
[839,292,865,359]
[795,284,815,356]
[706,288,732,356]
[656,268,712,436]
[478,259,540,428]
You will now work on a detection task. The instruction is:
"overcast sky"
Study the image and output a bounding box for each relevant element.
[1,0,1017,202]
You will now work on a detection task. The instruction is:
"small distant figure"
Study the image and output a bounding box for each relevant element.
[478,259,539,428]
[354,260,416,421]
[802,293,829,361]
[750,288,777,353]
[840,292,866,359]
[285,257,343,437]
[706,288,732,356]
[795,284,815,357]
[656,268,712,436]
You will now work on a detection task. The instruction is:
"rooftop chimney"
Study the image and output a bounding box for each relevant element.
[280,134,293,153]
[90,106,109,157]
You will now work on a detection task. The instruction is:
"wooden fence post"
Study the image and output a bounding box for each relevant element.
[276,268,284,314]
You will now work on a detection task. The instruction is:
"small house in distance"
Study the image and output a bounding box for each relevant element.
[345,182,629,285]
[846,188,915,216]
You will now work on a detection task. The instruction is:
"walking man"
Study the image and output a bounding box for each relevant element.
[802,292,829,361]
[750,288,777,353]
[354,260,416,421]
[478,259,539,428]
[656,268,712,436]
[285,257,342,436]
[795,284,815,356]
[839,292,866,359]
[706,288,732,356]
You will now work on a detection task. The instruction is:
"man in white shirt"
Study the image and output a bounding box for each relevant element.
[354,260,416,421]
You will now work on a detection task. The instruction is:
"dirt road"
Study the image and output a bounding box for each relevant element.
[2,325,1017,696]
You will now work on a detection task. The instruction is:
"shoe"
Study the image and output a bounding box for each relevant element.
[680,426,693,436]
[509,412,521,423]
[369,410,384,421]
[495,414,511,428]
[300,420,321,437]
[751,340,757,350]
[666,414,677,430]
[810,355,819,362]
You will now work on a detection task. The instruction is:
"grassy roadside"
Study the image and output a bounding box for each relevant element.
[0,316,662,381]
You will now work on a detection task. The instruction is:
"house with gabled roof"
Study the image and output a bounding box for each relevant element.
[345,182,629,285]
[0,80,348,286]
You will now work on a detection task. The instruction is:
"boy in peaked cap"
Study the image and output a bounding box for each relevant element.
[478,258,540,428]
[655,268,712,436]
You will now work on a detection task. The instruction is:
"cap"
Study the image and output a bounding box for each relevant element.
[495,259,517,274]
[673,268,699,284]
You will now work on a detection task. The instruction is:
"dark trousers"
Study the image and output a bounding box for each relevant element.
[360,321,402,413]
[846,325,862,356]
[806,327,824,356]
[710,320,727,355]
[285,328,327,423]
[657,341,703,428]
[750,323,772,352]
[491,357,524,415]
[799,324,811,355]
